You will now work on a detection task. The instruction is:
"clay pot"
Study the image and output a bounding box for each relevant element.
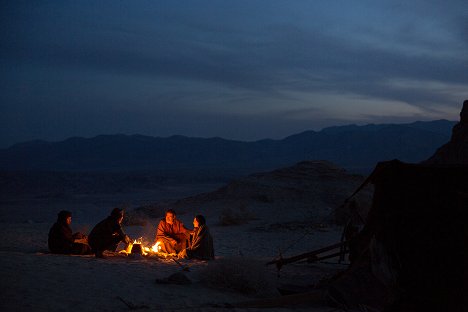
[131,243,143,254]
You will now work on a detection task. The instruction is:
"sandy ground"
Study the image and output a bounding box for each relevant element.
[0,217,346,312]
[0,179,350,312]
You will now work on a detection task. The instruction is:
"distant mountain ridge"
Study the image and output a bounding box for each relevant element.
[0,120,456,173]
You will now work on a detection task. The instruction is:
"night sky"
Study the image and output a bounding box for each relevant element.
[1,0,467,148]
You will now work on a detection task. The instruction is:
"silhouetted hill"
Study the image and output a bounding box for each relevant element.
[134,160,372,226]
[0,120,455,173]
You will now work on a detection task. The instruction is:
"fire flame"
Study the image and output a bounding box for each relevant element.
[123,237,149,255]
[120,238,167,257]
[152,241,162,253]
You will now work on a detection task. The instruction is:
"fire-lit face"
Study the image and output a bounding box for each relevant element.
[165,212,175,225]
[66,216,72,225]
[193,218,199,228]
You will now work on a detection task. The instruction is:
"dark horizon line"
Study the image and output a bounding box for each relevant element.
[2,118,456,150]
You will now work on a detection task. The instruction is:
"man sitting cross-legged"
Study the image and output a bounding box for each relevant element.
[155,209,191,254]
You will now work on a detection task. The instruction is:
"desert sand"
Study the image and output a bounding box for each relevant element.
[0,208,346,312]
[0,162,360,312]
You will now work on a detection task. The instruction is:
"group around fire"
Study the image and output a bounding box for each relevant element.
[48,208,214,260]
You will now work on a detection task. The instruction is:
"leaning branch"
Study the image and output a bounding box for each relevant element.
[266,241,348,270]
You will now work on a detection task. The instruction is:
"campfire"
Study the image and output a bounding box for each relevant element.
[122,238,147,255]
[149,241,162,253]
[120,238,170,258]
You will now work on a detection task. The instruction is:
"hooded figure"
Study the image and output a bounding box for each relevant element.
[178,215,214,260]
[88,208,131,258]
[48,210,92,255]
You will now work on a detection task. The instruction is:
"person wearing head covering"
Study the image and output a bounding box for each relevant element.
[178,214,214,260]
[48,210,92,255]
[88,208,131,258]
[155,209,191,254]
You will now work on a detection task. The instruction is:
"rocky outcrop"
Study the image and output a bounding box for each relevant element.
[424,100,468,164]
[134,160,372,226]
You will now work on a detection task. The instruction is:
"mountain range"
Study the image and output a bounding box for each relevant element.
[0,120,455,174]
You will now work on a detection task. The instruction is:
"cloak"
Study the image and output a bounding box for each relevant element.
[186,224,214,260]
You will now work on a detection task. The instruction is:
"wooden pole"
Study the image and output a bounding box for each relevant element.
[266,241,347,270]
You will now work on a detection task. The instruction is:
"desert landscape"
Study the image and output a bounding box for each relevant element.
[0,160,365,312]
[1,101,466,311]
[2,2,466,310]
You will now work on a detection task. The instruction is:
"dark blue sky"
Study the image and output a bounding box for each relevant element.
[1,0,467,147]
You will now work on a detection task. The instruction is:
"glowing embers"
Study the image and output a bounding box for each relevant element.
[151,241,162,253]
[148,241,177,258]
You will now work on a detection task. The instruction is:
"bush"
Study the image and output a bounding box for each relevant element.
[218,204,257,226]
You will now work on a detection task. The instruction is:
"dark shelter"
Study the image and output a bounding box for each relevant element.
[48,210,92,255]
[329,161,467,311]
[328,101,468,311]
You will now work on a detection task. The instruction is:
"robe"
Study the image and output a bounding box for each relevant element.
[48,221,91,255]
[180,224,214,260]
[88,216,128,253]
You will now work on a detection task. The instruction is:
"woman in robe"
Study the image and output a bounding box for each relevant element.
[178,215,214,260]
[48,210,92,255]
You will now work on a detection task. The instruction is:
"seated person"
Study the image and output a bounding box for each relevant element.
[178,215,214,260]
[48,210,92,255]
[155,209,191,254]
[88,208,131,258]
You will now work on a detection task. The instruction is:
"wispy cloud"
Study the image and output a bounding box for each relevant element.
[1,0,467,147]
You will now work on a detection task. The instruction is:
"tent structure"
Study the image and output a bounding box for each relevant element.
[329,101,467,311]
[328,160,467,311]
[258,101,467,311]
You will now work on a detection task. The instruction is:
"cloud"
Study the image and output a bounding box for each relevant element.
[1,0,467,147]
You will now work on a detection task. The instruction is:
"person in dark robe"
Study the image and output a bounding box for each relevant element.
[178,215,214,260]
[88,208,131,258]
[48,210,92,255]
[155,209,191,254]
